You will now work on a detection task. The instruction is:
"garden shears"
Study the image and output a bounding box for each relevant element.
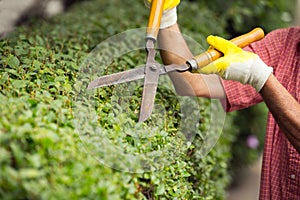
[87,0,265,122]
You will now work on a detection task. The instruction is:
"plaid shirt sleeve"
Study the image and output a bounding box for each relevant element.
[220,27,300,199]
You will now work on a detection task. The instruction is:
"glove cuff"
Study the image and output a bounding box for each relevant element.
[249,59,273,92]
[223,56,273,92]
[160,7,177,29]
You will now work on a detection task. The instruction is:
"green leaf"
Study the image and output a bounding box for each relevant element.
[33,128,59,147]
[6,69,21,78]
[64,83,72,92]
[10,143,24,167]
[11,80,28,88]
[7,55,20,68]
[156,184,165,195]
[33,60,43,69]
[54,76,66,82]
[26,154,42,168]
[0,72,9,85]
[19,168,44,179]
[0,147,11,164]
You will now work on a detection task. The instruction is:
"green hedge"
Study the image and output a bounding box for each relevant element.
[0,0,232,199]
[0,0,263,199]
[194,0,295,35]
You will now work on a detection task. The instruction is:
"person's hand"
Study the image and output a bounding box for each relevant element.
[146,0,180,28]
[198,35,273,92]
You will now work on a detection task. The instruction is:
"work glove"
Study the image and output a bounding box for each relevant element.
[198,35,273,92]
[146,0,180,28]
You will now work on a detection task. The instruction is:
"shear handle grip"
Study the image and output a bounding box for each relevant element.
[146,0,165,41]
[189,27,265,71]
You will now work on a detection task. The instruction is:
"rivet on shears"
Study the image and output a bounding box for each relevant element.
[150,64,157,71]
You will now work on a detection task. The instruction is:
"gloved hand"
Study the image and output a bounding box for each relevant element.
[198,35,273,92]
[146,0,180,28]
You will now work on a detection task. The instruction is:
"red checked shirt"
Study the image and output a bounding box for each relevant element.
[222,27,300,199]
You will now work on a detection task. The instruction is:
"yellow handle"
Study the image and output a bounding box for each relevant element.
[188,28,265,71]
[146,0,165,40]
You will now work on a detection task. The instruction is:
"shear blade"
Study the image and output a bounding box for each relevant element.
[87,66,145,89]
[87,63,189,90]
[139,83,158,122]
[86,62,190,122]
[138,63,161,122]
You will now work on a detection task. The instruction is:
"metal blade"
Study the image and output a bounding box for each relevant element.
[138,39,161,122]
[138,63,190,122]
[87,66,145,89]
[138,63,160,122]
[87,63,190,90]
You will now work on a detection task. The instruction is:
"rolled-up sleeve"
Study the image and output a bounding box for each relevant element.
[221,80,263,112]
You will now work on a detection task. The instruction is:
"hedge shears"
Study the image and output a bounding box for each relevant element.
[87,0,265,122]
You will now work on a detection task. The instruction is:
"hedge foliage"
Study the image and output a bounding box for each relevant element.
[0,0,236,199]
[198,0,296,35]
[0,0,294,199]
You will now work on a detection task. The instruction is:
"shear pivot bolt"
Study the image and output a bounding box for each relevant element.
[150,65,157,71]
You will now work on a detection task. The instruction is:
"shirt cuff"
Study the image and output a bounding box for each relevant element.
[220,79,263,112]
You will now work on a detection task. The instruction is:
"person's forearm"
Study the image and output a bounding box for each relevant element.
[260,74,300,153]
[157,24,225,98]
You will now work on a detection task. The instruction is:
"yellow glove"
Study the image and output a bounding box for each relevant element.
[146,0,180,28]
[146,0,180,10]
[199,35,273,92]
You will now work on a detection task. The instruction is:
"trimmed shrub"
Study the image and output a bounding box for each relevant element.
[0,0,236,199]
[3,0,293,198]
